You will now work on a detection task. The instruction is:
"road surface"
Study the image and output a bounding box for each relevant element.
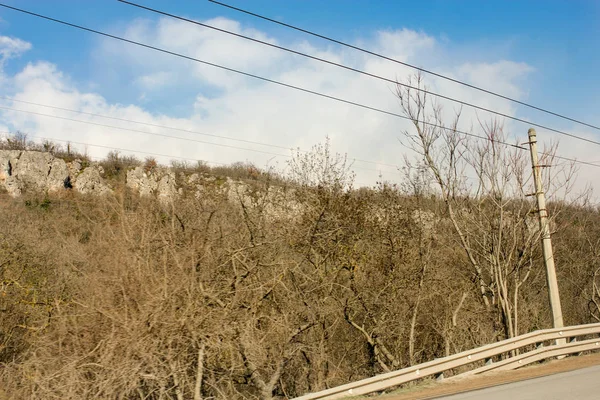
[438,364,600,399]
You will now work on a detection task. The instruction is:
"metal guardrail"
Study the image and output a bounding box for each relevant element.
[464,337,600,375]
[293,322,600,400]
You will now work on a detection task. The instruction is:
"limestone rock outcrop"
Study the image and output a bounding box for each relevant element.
[126,166,179,201]
[73,165,111,195]
[0,150,69,196]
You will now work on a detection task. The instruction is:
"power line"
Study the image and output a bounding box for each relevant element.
[0,105,289,157]
[0,4,430,124]
[0,101,519,173]
[208,0,600,133]
[0,96,400,169]
[4,102,599,172]
[532,151,600,169]
[2,121,599,172]
[0,5,528,150]
[0,96,295,150]
[0,5,530,171]
[119,0,600,148]
[0,105,402,176]
[0,4,597,170]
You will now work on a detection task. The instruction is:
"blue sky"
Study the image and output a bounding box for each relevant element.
[2,0,598,120]
[0,0,599,189]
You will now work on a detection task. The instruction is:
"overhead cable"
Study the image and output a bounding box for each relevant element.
[208,0,600,133]
[120,0,600,147]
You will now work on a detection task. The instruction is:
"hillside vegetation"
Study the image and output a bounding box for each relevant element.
[1,144,599,399]
[1,77,599,399]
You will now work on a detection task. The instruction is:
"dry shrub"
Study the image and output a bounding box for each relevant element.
[0,190,319,399]
[144,157,158,174]
[0,133,90,163]
[170,159,286,188]
[0,136,598,400]
[0,131,29,150]
[99,151,141,180]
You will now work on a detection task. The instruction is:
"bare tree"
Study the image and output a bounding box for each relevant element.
[396,72,577,339]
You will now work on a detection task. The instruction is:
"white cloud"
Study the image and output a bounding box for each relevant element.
[135,71,172,89]
[14,62,66,90]
[456,60,535,99]
[0,36,31,63]
[0,16,598,196]
[374,29,436,59]
[0,35,32,88]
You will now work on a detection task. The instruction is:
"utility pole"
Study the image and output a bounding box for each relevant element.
[527,128,564,331]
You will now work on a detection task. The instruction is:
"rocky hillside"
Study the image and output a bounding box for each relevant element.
[0,149,172,198]
[0,149,303,223]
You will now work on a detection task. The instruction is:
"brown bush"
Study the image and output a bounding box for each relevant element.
[0,132,90,164]
[0,133,597,399]
[99,150,141,180]
[144,157,158,174]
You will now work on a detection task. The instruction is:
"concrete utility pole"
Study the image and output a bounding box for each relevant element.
[527,128,564,330]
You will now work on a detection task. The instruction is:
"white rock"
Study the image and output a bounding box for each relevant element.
[74,165,112,195]
[0,150,69,196]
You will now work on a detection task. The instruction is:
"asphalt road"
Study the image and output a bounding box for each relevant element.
[438,365,600,399]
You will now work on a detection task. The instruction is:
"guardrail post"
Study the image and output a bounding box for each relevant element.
[569,337,583,356]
